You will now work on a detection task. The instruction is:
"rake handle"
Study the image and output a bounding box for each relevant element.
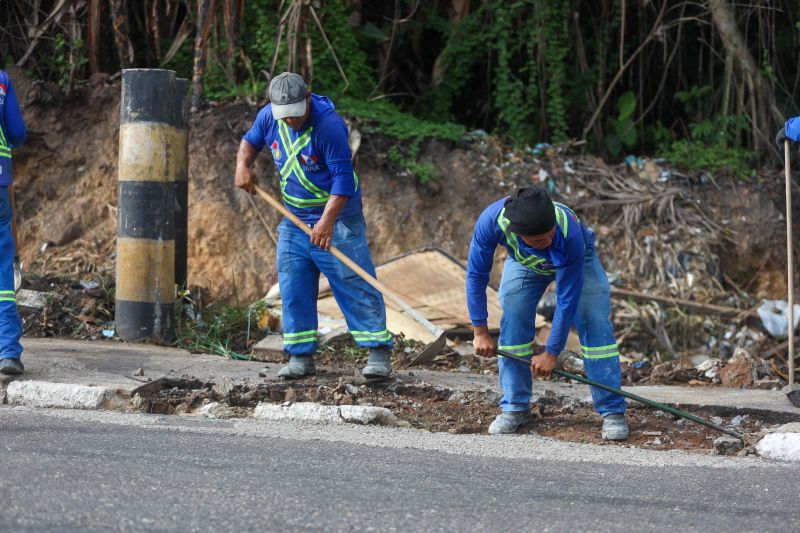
[253,185,443,337]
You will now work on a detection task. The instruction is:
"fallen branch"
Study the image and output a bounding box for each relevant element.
[611,288,744,317]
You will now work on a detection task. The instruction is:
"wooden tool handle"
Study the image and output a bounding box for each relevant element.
[786,141,795,385]
[253,185,443,336]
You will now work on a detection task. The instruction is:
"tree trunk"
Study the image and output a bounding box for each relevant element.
[149,0,162,62]
[87,0,101,74]
[709,0,783,151]
[191,0,217,112]
[223,0,239,67]
[108,0,134,68]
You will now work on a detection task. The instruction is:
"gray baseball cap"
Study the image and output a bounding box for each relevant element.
[269,72,309,120]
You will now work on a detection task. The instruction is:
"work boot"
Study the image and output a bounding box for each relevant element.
[277,355,315,380]
[488,411,533,435]
[361,348,392,378]
[601,413,629,440]
[0,358,24,375]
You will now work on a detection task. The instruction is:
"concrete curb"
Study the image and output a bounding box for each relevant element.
[755,423,800,462]
[4,380,113,410]
[253,401,399,426]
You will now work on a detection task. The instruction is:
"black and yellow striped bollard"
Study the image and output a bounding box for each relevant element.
[116,69,179,341]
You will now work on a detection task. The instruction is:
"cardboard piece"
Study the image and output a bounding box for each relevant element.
[269,247,580,348]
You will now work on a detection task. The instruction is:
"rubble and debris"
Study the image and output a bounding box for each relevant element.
[729,415,748,427]
[755,423,800,462]
[695,358,723,382]
[713,436,744,455]
[17,289,53,309]
[719,348,757,388]
[784,384,800,408]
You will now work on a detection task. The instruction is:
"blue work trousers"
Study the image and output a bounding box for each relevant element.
[277,214,392,356]
[497,251,625,416]
[0,186,21,360]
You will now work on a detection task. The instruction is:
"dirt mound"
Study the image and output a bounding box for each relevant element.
[8,67,791,309]
[10,69,507,303]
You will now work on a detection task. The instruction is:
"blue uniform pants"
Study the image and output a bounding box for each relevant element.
[0,186,22,360]
[497,251,625,416]
[277,213,392,355]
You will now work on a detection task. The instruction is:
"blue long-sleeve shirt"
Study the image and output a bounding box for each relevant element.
[242,93,361,224]
[0,70,27,186]
[466,198,595,356]
[787,116,800,142]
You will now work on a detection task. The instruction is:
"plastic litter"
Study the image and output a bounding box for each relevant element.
[757,299,800,339]
[531,143,551,157]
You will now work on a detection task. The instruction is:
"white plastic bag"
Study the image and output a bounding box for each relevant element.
[757,299,800,339]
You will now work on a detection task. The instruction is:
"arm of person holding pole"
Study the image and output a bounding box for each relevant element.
[234,136,347,250]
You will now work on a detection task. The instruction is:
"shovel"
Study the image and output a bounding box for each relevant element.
[253,185,447,364]
[496,348,743,440]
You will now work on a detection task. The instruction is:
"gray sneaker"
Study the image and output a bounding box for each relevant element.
[488,411,533,435]
[0,358,24,375]
[277,355,315,380]
[602,413,629,440]
[361,348,392,378]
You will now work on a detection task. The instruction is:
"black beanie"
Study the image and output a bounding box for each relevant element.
[504,187,556,236]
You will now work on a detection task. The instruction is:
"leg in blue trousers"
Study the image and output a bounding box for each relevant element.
[491,253,626,435]
[276,218,320,379]
[276,215,391,379]
[312,214,392,351]
[497,257,551,413]
[0,186,23,375]
[573,251,626,416]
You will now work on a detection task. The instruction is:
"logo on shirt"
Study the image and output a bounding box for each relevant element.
[299,153,320,172]
[271,141,281,160]
[0,84,6,105]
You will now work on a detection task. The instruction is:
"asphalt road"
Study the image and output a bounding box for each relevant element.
[0,406,797,532]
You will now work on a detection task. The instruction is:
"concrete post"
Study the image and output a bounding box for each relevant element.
[116,69,177,341]
[174,78,189,289]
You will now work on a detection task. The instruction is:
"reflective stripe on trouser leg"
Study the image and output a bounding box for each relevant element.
[277,219,320,356]
[0,186,21,360]
[572,252,626,416]
[312,215,392,349]
[497,257,553,412]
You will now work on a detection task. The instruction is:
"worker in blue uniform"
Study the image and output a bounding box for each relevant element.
[235,72,392,379]
[467,187,628,438]
[776,116,800,147]
[0,69,26,375]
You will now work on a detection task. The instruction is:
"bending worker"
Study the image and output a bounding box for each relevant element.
[467,187,628,438]
[235,72,392,379]
[0,69,26,375]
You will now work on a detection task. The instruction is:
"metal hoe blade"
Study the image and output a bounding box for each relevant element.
[406,332,447,367]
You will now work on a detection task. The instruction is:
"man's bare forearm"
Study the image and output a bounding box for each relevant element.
[236,140,259,169]
[317,195,348,226]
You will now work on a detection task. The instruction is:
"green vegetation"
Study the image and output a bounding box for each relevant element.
[175,296,266,360]
[5,0,797,178]
[339,97,465,184]
[659,115,756,181]
[605,92,638,156]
